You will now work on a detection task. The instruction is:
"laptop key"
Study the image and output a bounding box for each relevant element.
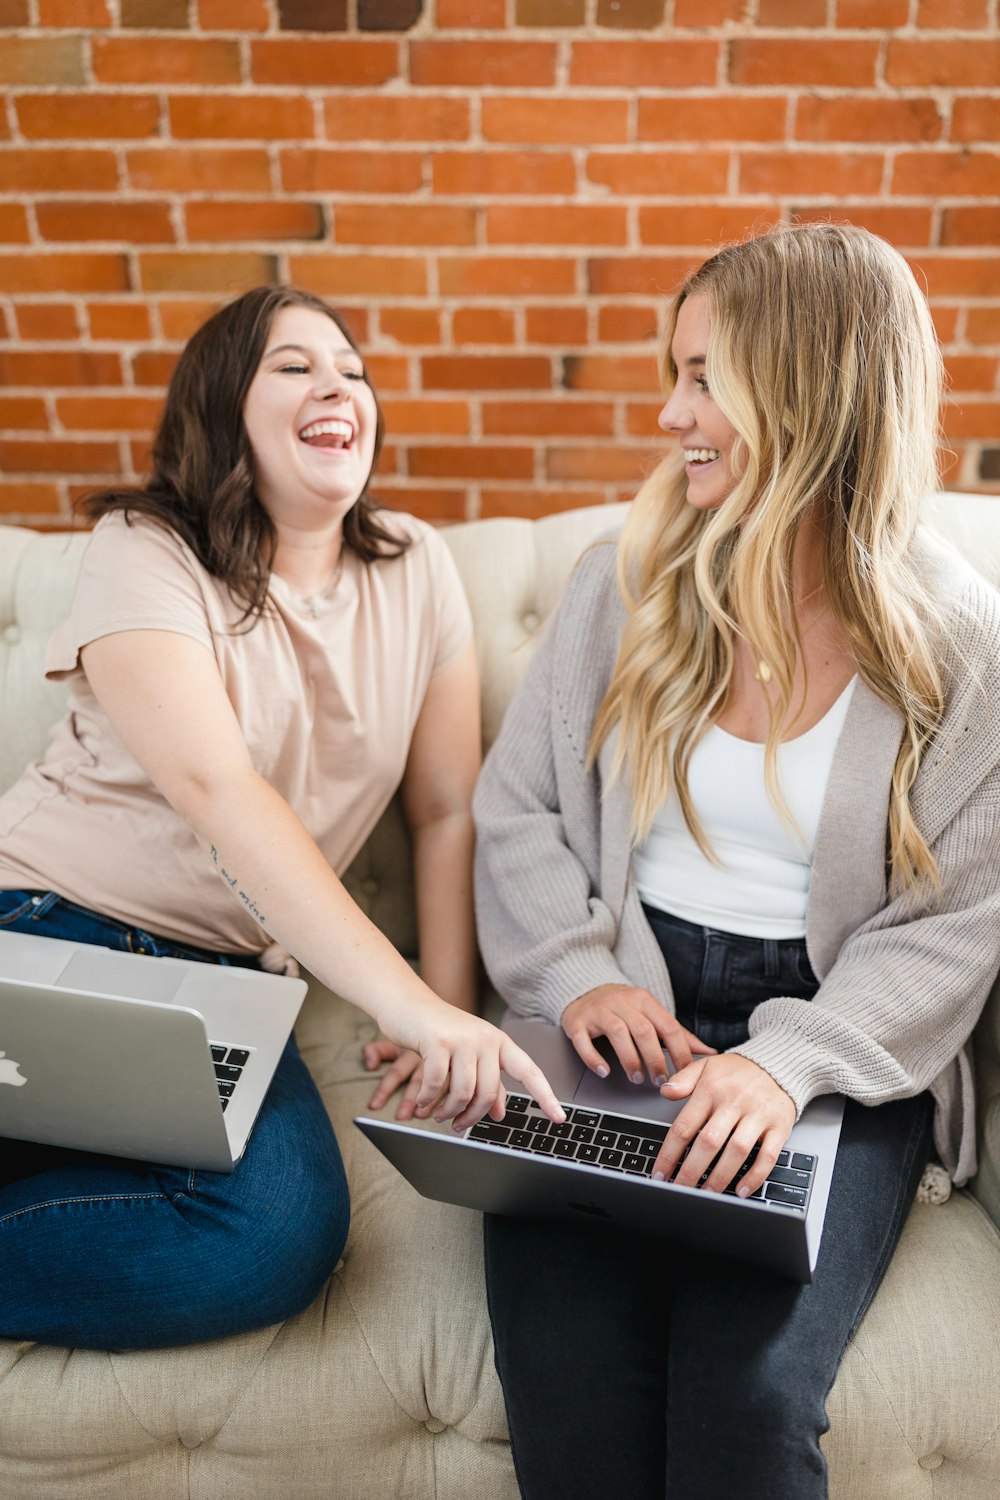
[598,1148,623,1168]
[227,1049,250,1067]
[210,1045,227,1063]
[220,1099,228,1112]
[623,1153,647,1173]
[531,1135,555,1153]
[217,1081,235,1097]
[214,1063,242,1083]
[509,1130,533,1148]
[768,1166,811,1190]
[470,1122,510,1143]
[594,1130,617,1148]
[500,1110,528,1131]
[506,1094,530,1113]
[570,1109,601,1128]
[638,1138,661,1157]
[765,1182,807,1208]
[776,1149,790,1167]
[526,1116,550,1134]
[790,1152,816,1172]
[570,1125,595,1143]
[577,1145,600,1163]
[547,1121,572,1139]
[553,1139,577,1158]
[618,1135,641,1153]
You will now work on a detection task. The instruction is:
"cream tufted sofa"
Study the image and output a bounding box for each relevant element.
[1,496,999,1500]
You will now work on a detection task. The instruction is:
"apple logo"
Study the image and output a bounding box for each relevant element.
[0,1052,27,1087]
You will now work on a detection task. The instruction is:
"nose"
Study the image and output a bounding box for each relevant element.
[312,366,351,402]
[658,391,692,434]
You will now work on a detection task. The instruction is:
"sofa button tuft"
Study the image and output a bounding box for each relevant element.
[3,624,21,645]
[424,1418,446,1434]
[918,1452,944,1471]
[179,1436,201,1450]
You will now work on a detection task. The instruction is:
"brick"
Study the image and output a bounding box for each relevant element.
[942,401,1000,439]
[587,150,729,195]
[487,204,628,247]
[277,0,347,27]
[281,148,424,195]
[795,96,942,146]
[0,350,122,387]
[422,355,552,389]
[138,253,279,293]
[121,0,187,22]
[169,96,314,142]
[524,306,588,344]
[131,350,179,384]
[941,207,1000,247]
[437,0,504,23]
[480,487,605,518]
[408,445,534,480]
[288,253,428,296]
[952,99,1000,144]
[88,301,153,341]
[638,96,786,143]
[0,254,128,293]
[438,256,576,296]
[0,482,62,516]
[835,0,908,23]
[452,307,516,344]
[908,256,1000,298]
[251,39,399,86]
[483,97,630,146]
[379,484,469,522]
[323,95,469,142]
[380,398,469,434]
[966,308,1000,346]
[16,94,160,141]
[760,0,825,19]
[598,305,659,343]
[432,151,575,196]
[0,0,30,21]
[0,37,85,86]
[563,353,657,393]
[944,355,998,391]
[157,299,224,340]
[625,399,666,436]
[0,206,30,244]
[92,38,241,86]
[930,307,960,343]
[892,152,1000,197]
[358,0,422,27]
[198,0,268,27]
[336,204,477,247]
[588,255,699,295]
[366,351,411,387]
[597,0,667,26]
[516,0,585,23]
[0,438,121,475]
[739,150,884,197]
[640,203,781,246]
[36,200,175,243]
[0,397,49,429]
[569,41,718,88]
[886,40,1000,88]
[38,0,112,23]
[127,438,155,476]
[56,395,163,430]
[547,445,659,482]
[730,39,879,88]
[13,302,79,339]
[674,0,744,21]
[411,42,558,88]
[790,205,935,246]
[126,147,271,193]
[186,200,323,242]
[378,308,442,344]
[917,0,990,26]
[978,448,1000,483]
[483,399,614,437]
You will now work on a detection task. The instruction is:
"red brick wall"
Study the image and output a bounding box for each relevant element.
[1,0,998,526]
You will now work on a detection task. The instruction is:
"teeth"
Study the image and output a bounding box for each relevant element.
[684,448,720,463]
[300,419,353,443]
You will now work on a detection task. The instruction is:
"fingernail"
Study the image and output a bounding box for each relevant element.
[595,1065,609,1078]
[655,1074,667,1086]
[652,1171,665,1182]
[737,1184,750,1198]
[631,1071,644,1085]
[452,1122,465,1133]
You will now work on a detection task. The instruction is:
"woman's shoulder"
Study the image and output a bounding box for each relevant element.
[85,508,199,571]
[913,525,1000,661]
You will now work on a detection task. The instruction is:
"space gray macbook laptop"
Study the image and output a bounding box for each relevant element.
[0,927,306,1173]
[356,1013,844,1282]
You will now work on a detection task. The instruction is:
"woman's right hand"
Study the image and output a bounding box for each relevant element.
[562,984,716,1085]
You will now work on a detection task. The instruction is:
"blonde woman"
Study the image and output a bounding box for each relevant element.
[473,226,1000,1499]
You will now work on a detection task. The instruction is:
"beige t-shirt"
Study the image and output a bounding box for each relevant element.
[0,510,472,954]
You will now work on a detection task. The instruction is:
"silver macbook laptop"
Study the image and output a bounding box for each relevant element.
[356,1013,844,1282]
[0,928,306,1173]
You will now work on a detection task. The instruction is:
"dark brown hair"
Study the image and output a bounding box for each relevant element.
[84,285,407,621]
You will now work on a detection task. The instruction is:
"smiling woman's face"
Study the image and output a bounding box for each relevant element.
[241,305,378,525]
[657,294,739,512]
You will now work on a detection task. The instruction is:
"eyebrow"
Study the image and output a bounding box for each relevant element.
[265,342,360,358]
[682,356,706,368]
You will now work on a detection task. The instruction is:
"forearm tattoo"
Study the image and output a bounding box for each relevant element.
[210,845,267,925]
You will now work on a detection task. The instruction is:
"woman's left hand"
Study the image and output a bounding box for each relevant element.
[363,1038,429,1120]
[652,1054,796,1198]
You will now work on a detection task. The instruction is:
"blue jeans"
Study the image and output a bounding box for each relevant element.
[0,890,350,1350]
[484,907,932,1500]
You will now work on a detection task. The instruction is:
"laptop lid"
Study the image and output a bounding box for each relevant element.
[0,929,306,1172]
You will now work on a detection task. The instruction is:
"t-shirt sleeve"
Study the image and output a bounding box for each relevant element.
[45,513,215,681]
[424,523,473,675]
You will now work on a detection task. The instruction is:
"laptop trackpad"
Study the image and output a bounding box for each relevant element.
[56,949,184,1003]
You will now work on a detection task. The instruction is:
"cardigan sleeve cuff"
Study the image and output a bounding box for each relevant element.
[503,947,635,1028]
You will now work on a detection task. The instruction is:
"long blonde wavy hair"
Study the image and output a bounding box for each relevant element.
[589,223,946,895]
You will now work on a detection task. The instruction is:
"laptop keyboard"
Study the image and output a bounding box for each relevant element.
[469,1094,816,1211]
[209,1043,251,1112]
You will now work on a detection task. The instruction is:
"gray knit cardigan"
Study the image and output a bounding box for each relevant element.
[473,530,1000,1184]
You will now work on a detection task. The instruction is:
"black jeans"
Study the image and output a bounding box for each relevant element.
[484,907,932,1500]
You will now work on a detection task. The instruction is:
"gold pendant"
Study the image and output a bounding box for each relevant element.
[755,660,772,684]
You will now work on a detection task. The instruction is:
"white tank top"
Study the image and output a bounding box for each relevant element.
[633,678,857,939]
